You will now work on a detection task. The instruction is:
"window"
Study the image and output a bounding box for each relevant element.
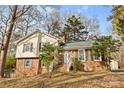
[23,43,33,52]
[93,55,101,61]
[78,50,84,60]
[85,49,88,61]
[24,59,32,68]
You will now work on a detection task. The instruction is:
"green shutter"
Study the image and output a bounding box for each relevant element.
[30,43,33,52]
[23,44,25,52]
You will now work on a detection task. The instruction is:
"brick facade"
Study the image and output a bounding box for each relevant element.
[80,61,106,71]
[59,61,106,72]
[16,58,40,76]
[59,64,68,72]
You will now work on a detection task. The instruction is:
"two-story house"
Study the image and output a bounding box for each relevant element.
[15,31,59,76]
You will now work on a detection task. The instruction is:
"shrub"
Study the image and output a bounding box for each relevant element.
[72,57,81,71]
[39,43,55,68]
[5,55,16,70]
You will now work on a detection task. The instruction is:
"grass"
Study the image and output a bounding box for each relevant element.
[0,71,124,88]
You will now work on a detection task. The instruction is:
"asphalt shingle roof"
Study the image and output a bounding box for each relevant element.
[63,40,95,50]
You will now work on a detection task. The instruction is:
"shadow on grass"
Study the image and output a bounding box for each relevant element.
[36,72,108,88]
[46,74,108,88]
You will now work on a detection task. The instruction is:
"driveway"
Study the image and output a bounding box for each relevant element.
[111,70,124,75]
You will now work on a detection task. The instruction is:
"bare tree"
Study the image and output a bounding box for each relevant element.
[0,5,31,77]
[40,6,62,37]
[79,15,100,37]
[15,6,42,36]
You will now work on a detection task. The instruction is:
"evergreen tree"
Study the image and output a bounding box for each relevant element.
[64,15,85,42]
[92,36,121,68]
[108,5,124,42]
[39,43,55,68]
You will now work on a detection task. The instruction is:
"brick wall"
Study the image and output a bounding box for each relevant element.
[81,61,106,71]
[88,49,92,61]
[16,58,40,76]
[59,64,67,72]
[59,61,106,72]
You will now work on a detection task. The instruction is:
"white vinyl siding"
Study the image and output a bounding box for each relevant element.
[16,32,58,58]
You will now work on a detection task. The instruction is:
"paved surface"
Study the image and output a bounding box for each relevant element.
[111,70,124,75]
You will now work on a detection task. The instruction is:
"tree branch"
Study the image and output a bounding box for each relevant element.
[15,6,32,20]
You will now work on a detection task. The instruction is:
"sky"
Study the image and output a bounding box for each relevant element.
[60,5,112,35]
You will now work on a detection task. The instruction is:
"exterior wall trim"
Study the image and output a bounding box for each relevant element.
[16,57,39,59]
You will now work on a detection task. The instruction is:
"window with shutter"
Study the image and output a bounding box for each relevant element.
[23,43,33,52]
[78,50,84,60]
[85,49,88,61]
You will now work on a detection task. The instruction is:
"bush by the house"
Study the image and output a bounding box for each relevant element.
[5,55,16,70]
[39,43,55,69]
[72,57,81,71]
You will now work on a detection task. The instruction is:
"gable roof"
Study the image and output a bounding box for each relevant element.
[63,40,95,50]
[15,31,60,44]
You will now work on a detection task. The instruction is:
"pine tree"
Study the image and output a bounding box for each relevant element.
[64,15,85,42]
[92,36,121,68]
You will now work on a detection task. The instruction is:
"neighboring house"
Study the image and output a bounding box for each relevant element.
[15,31,59,76]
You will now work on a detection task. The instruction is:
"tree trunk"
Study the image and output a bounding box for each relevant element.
[119,43,124,68]
[24,21,29,36]
[0,6,17,77]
